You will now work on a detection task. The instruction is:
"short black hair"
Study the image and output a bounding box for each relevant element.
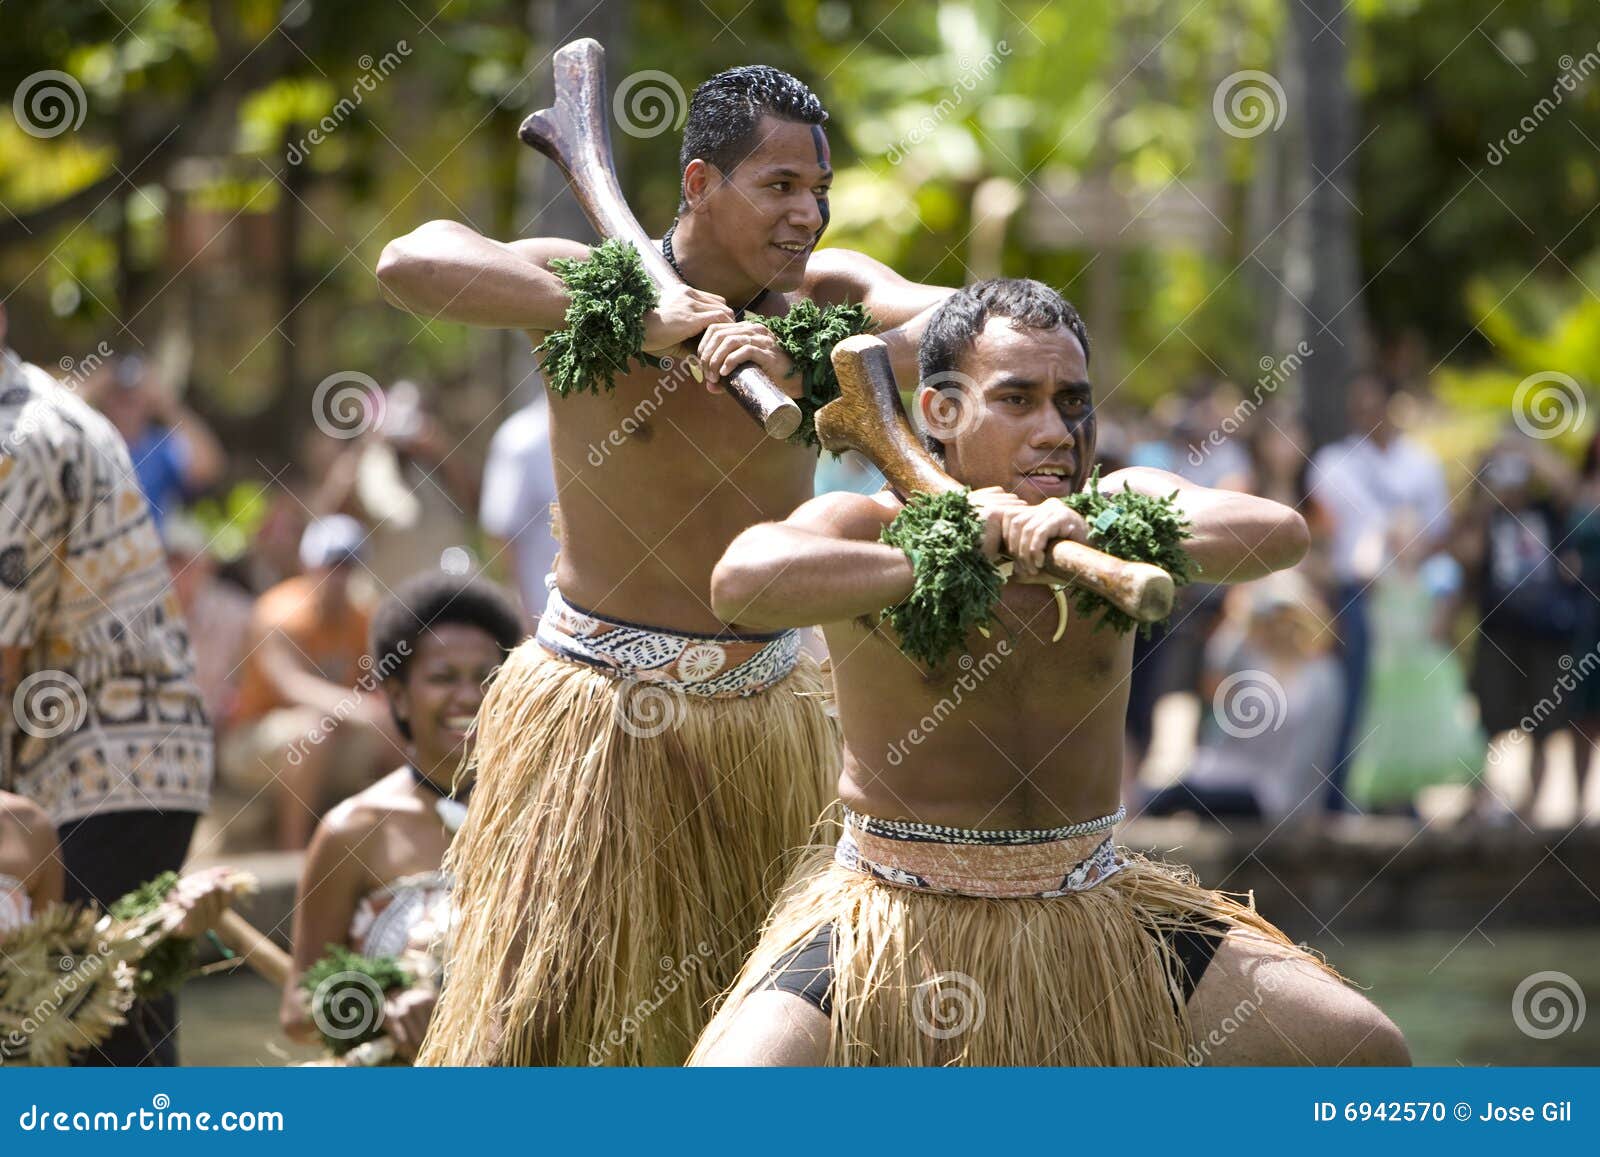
[368,571,525,740]
[916,279,1091,456]
[679,65,827,208]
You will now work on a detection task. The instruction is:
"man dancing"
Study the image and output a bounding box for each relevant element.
[377,65,951,1065]
[691,279,1410,1066]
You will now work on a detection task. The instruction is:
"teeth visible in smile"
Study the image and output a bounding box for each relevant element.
[775,242,808,252]
[1029,467,1068,476]
[443,715,475,729]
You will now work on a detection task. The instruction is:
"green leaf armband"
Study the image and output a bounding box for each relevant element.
[1058,466,1197,636]
[878,490,1004,667]
[535,239,661,396]
[758,299,876,449]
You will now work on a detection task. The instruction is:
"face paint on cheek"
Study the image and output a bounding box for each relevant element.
[1069,410,1098,492]
[812,125,832,239]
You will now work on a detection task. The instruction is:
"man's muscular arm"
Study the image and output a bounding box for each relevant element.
[376,220,733,347]
[804,249,953,385]
[712,493,912,631]
[1101,467,1310,583]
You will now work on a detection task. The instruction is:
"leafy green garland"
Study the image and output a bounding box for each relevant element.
[300,944,413,1056]
[878,489,1005,667]
[534,239,660,396]
[758,300,876,448]
[1059,467,1197,636]
[108,871,195,1000]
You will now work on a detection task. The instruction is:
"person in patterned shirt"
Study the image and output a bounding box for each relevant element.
[0,304,213,1066]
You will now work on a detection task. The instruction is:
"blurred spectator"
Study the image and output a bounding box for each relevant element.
[225,515,393,850]
[1345,544,1482,815]
[1142,572,1342,826]
[280,571,523,1060]
[1565,431,1600,826]
[87,354,225,531]
[0,314,213,1066]
[0,788,63,936]
[1457,435,1581,825]
[1308,373,1451,811]
[479,393,558,618]
[164,514,254,732]
[317,380,481,591]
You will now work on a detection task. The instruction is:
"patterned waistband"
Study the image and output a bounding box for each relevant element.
[535,583,800,698]
[835,805,1129,899]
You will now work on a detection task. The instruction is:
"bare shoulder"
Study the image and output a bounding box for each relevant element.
[317,770,413,845]
[802,247,895,304]
[0,793,52,852]
[790,488,903,540]
[1099,466,1191,496]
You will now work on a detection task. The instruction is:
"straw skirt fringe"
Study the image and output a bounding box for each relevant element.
[417,639,838,1067]
[691,846,1346,1066]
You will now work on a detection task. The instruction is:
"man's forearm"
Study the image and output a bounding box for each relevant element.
[376,222,570,331]
[712,525,914,631]
[1180,491,1310,582]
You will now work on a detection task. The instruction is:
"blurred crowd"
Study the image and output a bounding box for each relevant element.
[8,326,1600,869]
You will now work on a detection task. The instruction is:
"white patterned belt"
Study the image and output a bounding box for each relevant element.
[534,583,801,698]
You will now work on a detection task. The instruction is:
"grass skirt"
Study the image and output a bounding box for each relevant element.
[417,640,838,1066]
[691,842,1344,1066]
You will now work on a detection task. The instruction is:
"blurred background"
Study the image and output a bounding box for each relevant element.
[4,0,1599,1065]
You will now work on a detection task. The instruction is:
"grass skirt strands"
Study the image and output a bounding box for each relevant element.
[692,808,1345,1066]
[418,594,839,1067]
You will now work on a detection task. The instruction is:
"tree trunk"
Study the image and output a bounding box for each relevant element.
[1286,0,1371,449]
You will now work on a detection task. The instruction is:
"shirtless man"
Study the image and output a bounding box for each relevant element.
[376,65,952,1065]
[692,279,1410,1066]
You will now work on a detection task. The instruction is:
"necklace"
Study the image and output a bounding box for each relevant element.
[660,221,767,321]
[409,765,470,835]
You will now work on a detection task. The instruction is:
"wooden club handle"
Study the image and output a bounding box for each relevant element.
[212,908,293,988]
[519,38,801,440]
[822,335,1175,624]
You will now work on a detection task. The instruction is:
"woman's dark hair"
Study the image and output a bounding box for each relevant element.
[679,65,827,206]
[916,279,1091,457]
[368,571,525,740]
